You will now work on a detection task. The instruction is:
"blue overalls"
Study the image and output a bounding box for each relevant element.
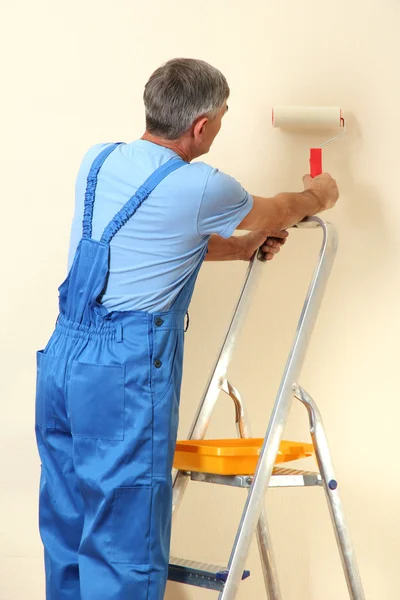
[35,143,205,599]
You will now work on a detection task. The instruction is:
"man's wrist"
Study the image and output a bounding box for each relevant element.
[301,189,324,213]
[205,234,244,261]
[229,236,246,260]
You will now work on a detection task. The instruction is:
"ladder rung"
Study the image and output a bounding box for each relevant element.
[168,556,250,590]
[190,468,322,488]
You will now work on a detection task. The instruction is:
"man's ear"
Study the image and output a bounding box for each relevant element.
[193,116,209,140]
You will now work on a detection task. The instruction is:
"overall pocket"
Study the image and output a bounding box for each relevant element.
[111,486,152,564]
[68,361,125,440]
[35,351,56,429]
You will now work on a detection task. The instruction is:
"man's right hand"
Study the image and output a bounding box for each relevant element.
[302,173,339,211]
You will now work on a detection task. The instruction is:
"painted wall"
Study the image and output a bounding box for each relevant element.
[1,1,399,598]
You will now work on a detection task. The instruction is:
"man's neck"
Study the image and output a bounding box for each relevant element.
[141,131,192,162]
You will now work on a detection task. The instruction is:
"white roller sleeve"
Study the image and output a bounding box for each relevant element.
[272,106,342,129]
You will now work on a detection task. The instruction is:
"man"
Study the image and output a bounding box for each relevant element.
[35,58,338,600]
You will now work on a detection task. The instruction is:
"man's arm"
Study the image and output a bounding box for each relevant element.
[205,235,243,261]
[238,173,339,233]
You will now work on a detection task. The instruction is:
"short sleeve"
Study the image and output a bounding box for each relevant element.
[197,168,253,239]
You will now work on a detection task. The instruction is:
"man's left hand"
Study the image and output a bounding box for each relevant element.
[240,230,288,261]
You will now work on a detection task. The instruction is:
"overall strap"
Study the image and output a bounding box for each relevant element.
[100,156,186,245]
[170,243,208,313]
[82,143,123,239]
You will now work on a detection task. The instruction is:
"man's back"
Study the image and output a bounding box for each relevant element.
[68,139,253,312]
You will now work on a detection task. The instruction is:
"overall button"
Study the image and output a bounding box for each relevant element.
[154,359,162,369]
[155,317,164,327]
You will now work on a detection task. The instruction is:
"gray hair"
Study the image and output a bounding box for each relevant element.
[143,58,230,140]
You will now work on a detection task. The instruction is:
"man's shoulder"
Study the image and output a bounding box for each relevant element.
[187,161,236,185]
[78,142,116,172]
[191,161,242,191]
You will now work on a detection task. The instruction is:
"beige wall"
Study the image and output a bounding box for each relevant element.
[1,1,399,598]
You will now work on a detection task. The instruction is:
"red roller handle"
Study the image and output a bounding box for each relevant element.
[310,148,322,178]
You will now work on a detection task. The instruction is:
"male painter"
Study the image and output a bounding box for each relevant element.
[35,58,339,600]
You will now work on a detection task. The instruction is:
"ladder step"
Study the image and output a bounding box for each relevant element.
[190,467,322,488]
[168,556,250,591]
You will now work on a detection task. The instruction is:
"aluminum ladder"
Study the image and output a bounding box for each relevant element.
[168,217,366,600]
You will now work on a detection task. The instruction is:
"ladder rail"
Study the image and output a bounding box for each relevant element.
[172,248,265,514]
[220,217,338,599]
[223,381,282,600]
[294,385,365,600]
[187,248,264,438]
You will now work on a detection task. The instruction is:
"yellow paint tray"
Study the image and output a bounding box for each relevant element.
[174,438,314,476]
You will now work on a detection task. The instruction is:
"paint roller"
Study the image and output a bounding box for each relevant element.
[272,106,345,177]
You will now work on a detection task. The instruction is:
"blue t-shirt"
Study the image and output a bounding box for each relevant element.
[68,140,253,312]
